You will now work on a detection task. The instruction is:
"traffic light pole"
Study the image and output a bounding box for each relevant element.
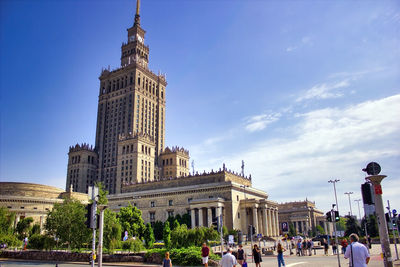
[331,209,341,267]
[387,200,398,260]
[367,175,393,267]
[91,199,97,267]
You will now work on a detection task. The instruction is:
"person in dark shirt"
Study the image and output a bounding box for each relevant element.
[277,241,286,267]
[201,243,210,267]
[237,244,246,266]
[252,244,262,267]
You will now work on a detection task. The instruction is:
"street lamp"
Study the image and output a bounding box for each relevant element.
[328,179,341,267]
[354,199,362,220]
[344,192,354,216]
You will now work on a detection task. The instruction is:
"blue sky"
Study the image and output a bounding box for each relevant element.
[1,0,399,216]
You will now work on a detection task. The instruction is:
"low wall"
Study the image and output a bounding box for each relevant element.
[0,250,145,263]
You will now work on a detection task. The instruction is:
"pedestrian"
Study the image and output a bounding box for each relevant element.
[201,243,209,267]
[307,239,312,256]
[332,240,337,255]
[344,233,370,267]
[367,235,372,249]
[252,244,262,267]
[237,244,246,266]
[341,238,348,254]
[220,247,237,267]
[163,251,172,267]
[302,239,307,256]
[323,239,329,256]
[296,239,302,256]
[277,241,286,267]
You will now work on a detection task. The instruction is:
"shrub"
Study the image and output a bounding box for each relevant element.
[122,238,144,253]
[0,233,20,247]
[146,246,220,266]
[109,238,121,254]
[27,234,56,250]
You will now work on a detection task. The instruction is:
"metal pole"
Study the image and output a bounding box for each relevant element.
[387,200,399,260]
[332,208,341,267]
[91,201,97,267]
[344,192,353,216]
[354,199,362,220]
[98,208,105,267]
[368,175,393,267]
[219,212,224,253]
[241,185,248,244]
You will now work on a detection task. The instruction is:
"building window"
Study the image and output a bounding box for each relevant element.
[150,212,155,221]
[151,201,155,207]
[188,198,192,203]
[168,200,173,206]
[237,195,239,201]
[238,212,240,218]
[168,211,174,217]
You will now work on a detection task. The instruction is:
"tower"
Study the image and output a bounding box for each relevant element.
[94,0,166,194]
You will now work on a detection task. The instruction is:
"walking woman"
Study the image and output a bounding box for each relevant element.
[237,244,246,266]
[277,241,286,267]
[163,252,172,267]
[252,244,262,267]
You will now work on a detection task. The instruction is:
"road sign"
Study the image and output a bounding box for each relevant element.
[257,233,262,238]
[374,184,382,195]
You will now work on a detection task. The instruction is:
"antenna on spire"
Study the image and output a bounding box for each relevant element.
[134,0,141,26]
[241,160,244,176]
[191,160,195,176]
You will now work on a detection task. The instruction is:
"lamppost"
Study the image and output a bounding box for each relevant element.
[328,179,340,212]
[354,199,362,220]
[328,179,341,267]
[344,192,353,216]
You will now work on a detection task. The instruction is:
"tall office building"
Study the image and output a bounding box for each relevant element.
[66,1,183,194]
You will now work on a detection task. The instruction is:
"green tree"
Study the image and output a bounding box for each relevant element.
[45,199,91,250]
[163,221,171,248]
[173,219,180,230]
[181,213,191,228]
[118,204,145,239]
[0,207,15,235]
[95,181,108,205]
[144,223,155,248]
[362,215,379,237]
[153,220,164,241]
[316,225,325,235]
[336,217,347,231]
[288,222,297,237]
[345,215,361,237]
[30,223,41,236]
[103,209,122,249]
[171,224,189,248]
[16,217,34,239]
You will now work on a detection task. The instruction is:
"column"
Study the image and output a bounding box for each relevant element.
[207,208,212,227]
[262,208,268,236]
[271,210,276,236]
[258,209,263,235]
[253,207,258,234]
[198,208,204,227]
[268,209,272,236]
[323,221,328,235]
[275,210,279,236]
[191,209,196,228]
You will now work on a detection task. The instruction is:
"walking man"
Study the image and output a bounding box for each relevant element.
[220,248,237,267]
[344,234,370,267]
[202,243,209,267]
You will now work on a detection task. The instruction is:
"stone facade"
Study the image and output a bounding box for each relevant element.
[278,200,331,235]
[109,168,280,236]
[159,146,190,178]
[0,182,88,229]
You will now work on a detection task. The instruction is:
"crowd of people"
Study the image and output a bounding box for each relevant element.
[160,233,371,267]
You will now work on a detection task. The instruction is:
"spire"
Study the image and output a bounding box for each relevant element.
[134,0,141,26]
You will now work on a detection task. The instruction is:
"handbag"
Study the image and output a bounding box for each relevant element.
[242,261,248,267]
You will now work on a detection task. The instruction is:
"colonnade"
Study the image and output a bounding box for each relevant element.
[243,205,280,237]
[190,206,223,228]
[292,219,311,234]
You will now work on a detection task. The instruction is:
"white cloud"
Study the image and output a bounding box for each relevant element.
[245,113,281,132]
[196,94,400,212]
[286,46,297,52]
[296,79,349,102]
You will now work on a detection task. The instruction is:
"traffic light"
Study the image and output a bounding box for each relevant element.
[326,212,332,222]
[385,213,390,223]
[361,183,374,205]
[335,211,340,222]
[85,203,93,228]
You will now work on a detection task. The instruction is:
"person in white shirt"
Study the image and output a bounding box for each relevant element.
[344,233,370,267]
[220,247,237,267]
